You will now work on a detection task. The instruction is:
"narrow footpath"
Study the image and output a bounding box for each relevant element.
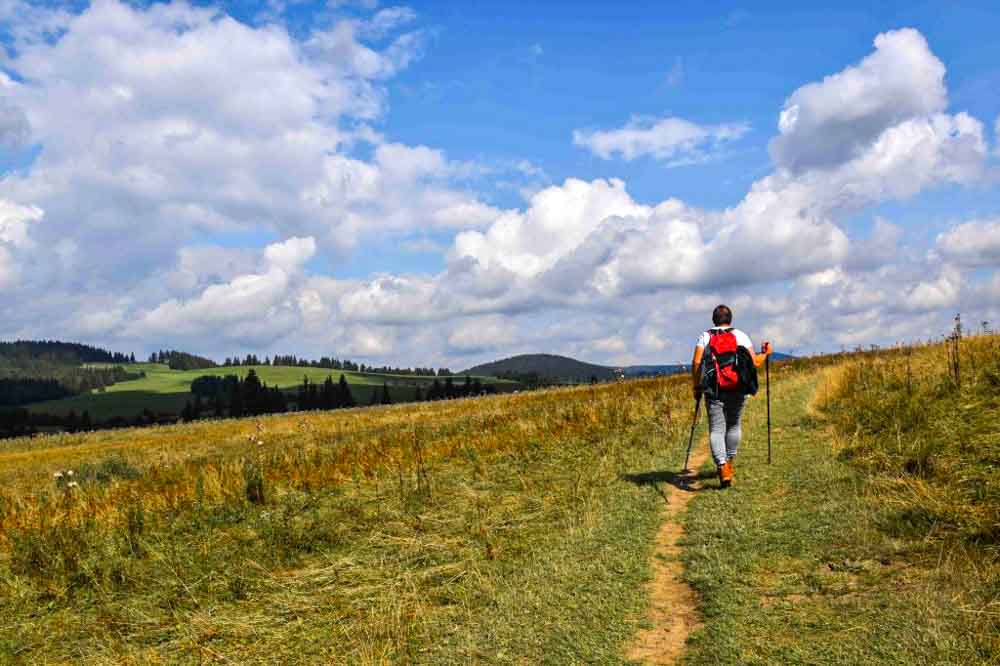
[627,436,709,665]
[627,370,789,665]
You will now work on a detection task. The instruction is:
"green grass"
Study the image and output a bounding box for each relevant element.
[26,363,516,420]
[680,351,1000,664]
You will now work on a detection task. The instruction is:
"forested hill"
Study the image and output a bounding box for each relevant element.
[0,340,142,411]
[463,354,617,382]
[0,340,134,366]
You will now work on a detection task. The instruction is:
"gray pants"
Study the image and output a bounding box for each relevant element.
[706,392,747,467]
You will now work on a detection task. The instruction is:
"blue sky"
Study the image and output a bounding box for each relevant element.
[0,0,998,365]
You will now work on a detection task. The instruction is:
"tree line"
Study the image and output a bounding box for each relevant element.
[221,353,453,376]
[184,370,288,420]
[424,376,490,400]
[0,406,187,439]
[148,350,217,370]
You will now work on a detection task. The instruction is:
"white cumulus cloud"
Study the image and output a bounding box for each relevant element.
[770,28,947,172]
[129,237,317,345]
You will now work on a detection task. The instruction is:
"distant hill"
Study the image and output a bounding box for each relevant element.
[463,354,616,382]
[466,351,800,383]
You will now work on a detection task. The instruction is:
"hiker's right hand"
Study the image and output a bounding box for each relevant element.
[762,341,773,355]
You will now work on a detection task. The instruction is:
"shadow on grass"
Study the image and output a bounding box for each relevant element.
[620,468,718,499]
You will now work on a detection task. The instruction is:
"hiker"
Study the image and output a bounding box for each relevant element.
[691,304,772,488]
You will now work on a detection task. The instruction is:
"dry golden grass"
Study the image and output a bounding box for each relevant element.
[0,373,697,663]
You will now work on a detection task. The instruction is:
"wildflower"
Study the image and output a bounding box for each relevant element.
[66,470,74,477]
[54,471,64,479]
[67,481,79,489]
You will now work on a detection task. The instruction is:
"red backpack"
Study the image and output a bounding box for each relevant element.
[708,329,740,390]
[699,329,757,398]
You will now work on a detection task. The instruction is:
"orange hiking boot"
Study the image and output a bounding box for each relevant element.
[719,461,734,488]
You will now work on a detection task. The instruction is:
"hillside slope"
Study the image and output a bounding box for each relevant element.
[26,363,516,420]
[463,353,616,381]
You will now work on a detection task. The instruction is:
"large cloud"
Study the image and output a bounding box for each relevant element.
[127,237,317,345]
[770,28,947,172]
[453,178,649,278]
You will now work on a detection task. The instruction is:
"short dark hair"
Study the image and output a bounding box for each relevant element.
[712,304,732,326]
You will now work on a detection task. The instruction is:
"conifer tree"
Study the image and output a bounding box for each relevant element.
[298,376,310,411]
[322,376,336,409]
[338,374,355,408]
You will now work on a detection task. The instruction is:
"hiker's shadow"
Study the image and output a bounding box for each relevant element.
[620,469,717,499]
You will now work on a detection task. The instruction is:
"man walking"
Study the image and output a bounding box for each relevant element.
[691,305,772,488]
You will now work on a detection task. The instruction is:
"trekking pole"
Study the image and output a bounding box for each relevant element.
[765,346,772,465]
[683,393,702,474]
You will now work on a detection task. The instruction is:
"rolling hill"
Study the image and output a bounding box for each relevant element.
[463,353,617,382]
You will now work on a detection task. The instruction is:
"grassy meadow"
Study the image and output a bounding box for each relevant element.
[26,363,516,420]
[0,373,694,663]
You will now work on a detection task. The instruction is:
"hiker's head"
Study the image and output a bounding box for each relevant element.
[712,304,733,326]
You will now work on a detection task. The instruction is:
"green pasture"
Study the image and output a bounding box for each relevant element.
[27,364,516,420]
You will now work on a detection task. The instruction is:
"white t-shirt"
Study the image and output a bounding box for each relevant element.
[695,326,754,352]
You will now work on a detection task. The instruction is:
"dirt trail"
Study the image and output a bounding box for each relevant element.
[627,440,710,665]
